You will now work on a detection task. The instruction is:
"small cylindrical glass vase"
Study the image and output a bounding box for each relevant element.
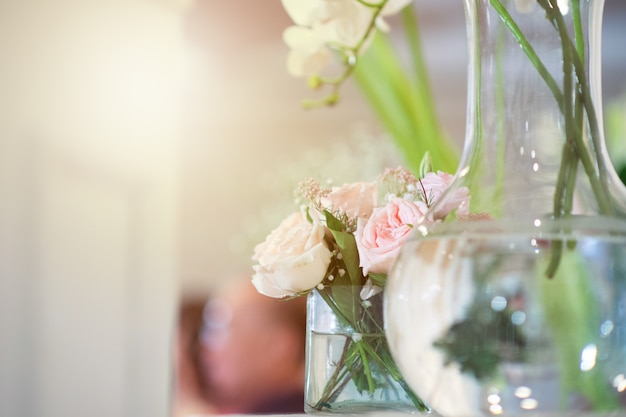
[304,286,425,414]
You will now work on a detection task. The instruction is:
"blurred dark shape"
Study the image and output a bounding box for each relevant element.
[200,278,307,414]
[174,278,307,415]
[173,297,215,416]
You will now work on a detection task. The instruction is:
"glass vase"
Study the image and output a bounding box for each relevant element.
[385,1,626,416]
[304,286,426,414]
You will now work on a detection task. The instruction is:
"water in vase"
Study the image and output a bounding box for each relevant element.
[385,218,626,416]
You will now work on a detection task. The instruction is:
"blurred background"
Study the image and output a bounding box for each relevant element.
[180,0,626,297]
[0,0,624,416]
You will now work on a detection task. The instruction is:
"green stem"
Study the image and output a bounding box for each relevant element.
[492,0,614,277]
[355,341,375,394]
[323,349,362,405]
[375,345,429,410]
[312,337,352,410]
[572,0,585,60]
[356,0,387,8]
[547,143,578,277]
[311,289,428,411]
[570,51,613,213]
[489,0,564,113]
[305,0,388,108]
[550,0,577,217]
[494,17,506,216]
[542,0,613,215]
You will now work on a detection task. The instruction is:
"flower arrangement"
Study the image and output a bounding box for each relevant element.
[252,166,469,299]
[251,165,469,410]
[250,0,625,414]
[246,0,467,412]
[250,2,465,409]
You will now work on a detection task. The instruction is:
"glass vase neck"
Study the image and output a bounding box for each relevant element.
[454,0,626,223]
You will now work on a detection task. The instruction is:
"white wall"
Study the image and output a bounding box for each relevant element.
[0,1,189,416]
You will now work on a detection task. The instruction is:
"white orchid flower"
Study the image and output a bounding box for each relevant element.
[280,0,415,102]
[282,0,373,77]
[281,0,325,26]
[283,25,331,77]
[316,0,373,48]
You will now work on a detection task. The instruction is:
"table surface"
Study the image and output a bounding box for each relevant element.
[196,413,418,417]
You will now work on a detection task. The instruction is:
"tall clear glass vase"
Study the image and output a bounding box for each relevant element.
[385,0,626,416]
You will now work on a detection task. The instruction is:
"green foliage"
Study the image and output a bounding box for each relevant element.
[352,8,459,176]
[367,273,387,287]
[434,303,526,381]
[540,252,621,411]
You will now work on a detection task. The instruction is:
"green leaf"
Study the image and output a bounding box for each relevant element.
[419,151,433,178]
[332,231,362,286]
[304,207,313,224]
[367,273,387,287]
[323,210,346,232]
[323,211,363,286]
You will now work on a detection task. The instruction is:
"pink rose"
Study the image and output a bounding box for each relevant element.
[420,171,470,219]
[355,198,429,275]
[323,181,378,219]
[252,212,332,298]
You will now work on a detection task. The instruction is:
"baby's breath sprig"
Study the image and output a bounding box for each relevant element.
[378,166,421,201]
[296,178,359,232]
[297,177,330,211]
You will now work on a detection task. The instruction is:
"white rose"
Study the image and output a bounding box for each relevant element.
[252,212,332,298]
